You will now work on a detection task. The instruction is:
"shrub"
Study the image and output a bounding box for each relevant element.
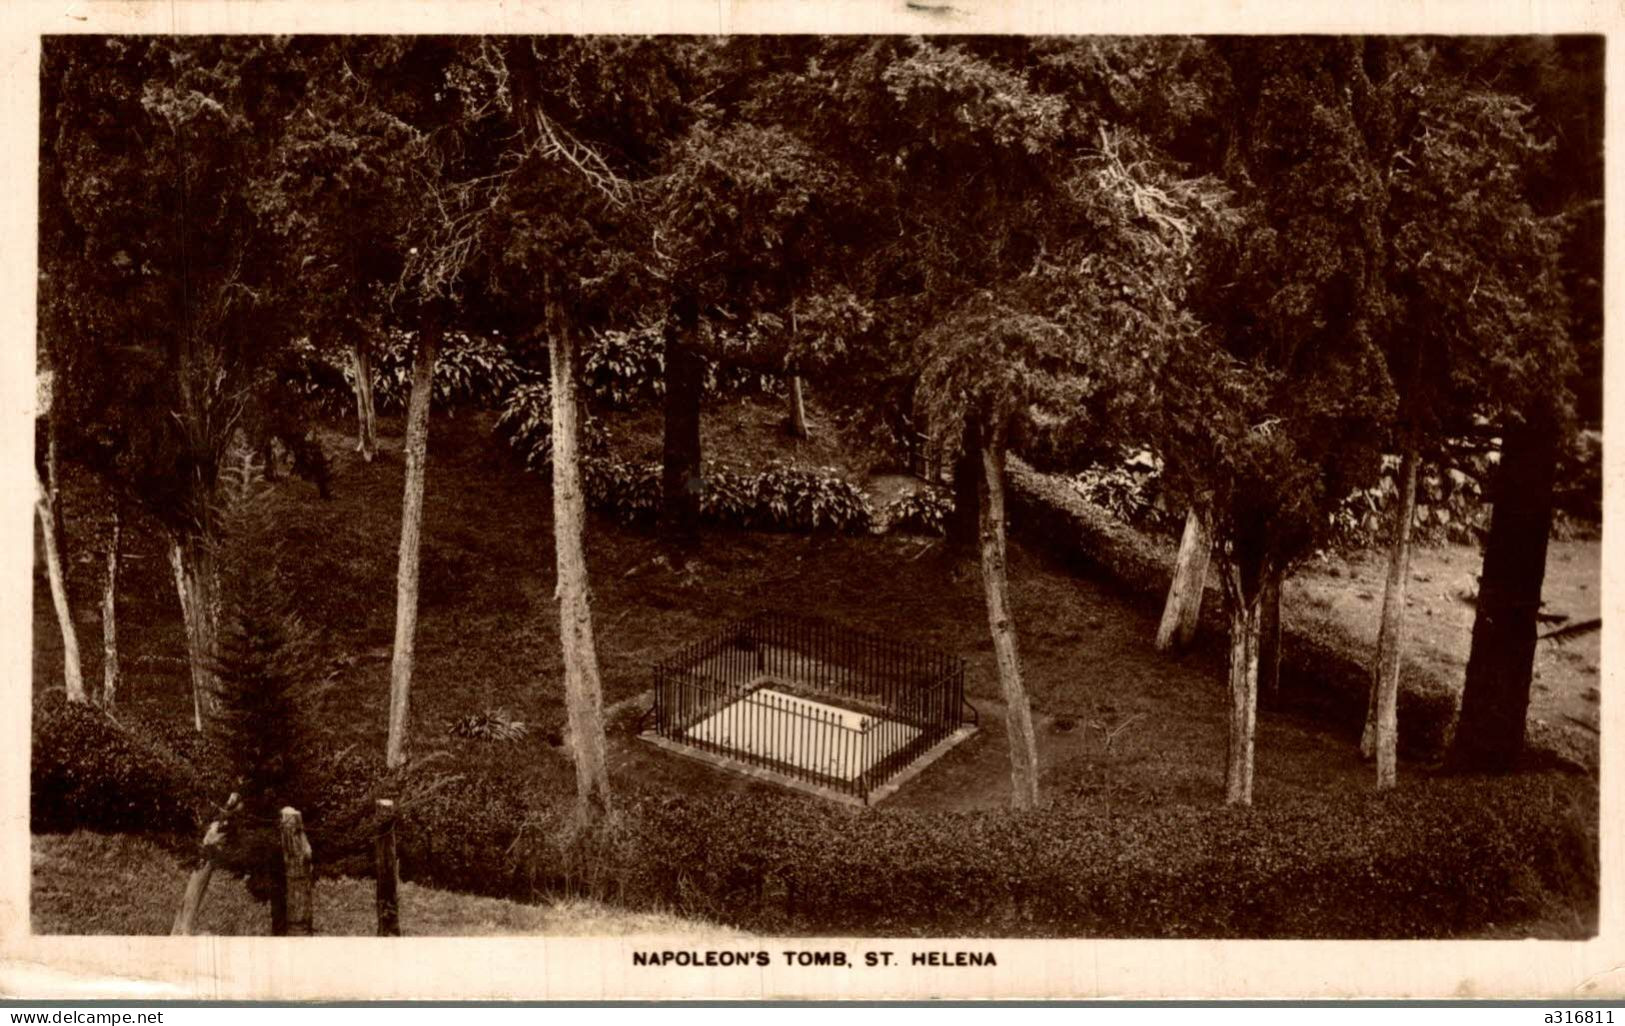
[292,330,527,414]
[702,463,873,534]
[31,692,208,838]
[1069,448,1178,535]
[494,381,611,475]
[490,772,1595,938]
[875,487,954,536]
[1328,452,1490,548]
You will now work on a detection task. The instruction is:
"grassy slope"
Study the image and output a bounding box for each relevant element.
[33,831,744,937]
[31,389,1598,935]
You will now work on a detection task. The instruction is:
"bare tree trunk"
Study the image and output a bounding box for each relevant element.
[1156,509,1211,651]
[1368,444,1419,789]
[386,319,439,769]
[1258,569,1281,697]
[101,507,121,707]
[37,481,84,704]
[169,537,219,733]
[786,375,809,439]
[549,298,612,820]
[1223,562,1262,806]
[49,422,69,565]
[352,339,379,462]
[976,433,1040,810]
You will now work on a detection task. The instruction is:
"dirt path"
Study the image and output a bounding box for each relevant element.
[1290,538,1601,770]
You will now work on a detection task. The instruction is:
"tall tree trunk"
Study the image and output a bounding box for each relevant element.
[947,417,982,552]
[47,417,67,570]
[660,300,704,552]
[1361,443,1419,789]
[169,536,218,732]
[37,480,84,704]
[1258,568,1282,697]
[101,507,121,707]
[1451,414,1558,771]
[352,339,379,463]
[386,317,439,769]
[1156,509,1211,651]
[976,432,1040,810]
[548,295,612,819]
[1222,558,1263,806]
[786,375,809,439]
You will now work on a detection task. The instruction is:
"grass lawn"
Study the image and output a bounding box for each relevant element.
[32,832,743,937]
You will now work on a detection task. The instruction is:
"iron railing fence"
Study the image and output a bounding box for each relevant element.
[649,611,972,803]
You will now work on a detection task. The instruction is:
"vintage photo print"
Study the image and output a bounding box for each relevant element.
[2,0,1620,1002]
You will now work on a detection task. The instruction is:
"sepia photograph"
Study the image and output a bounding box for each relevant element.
[4,1,1619,1002]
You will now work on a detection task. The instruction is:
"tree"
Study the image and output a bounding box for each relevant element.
[485,36,696,816]
[40,37,310,731]
[1162,38,1398,804]
[254,41,421,464]
[1444,38,1599,771]
[1352,46,1573,786]
[863,40,1228,808]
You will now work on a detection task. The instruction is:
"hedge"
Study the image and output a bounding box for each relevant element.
[32,690,1593,937]
[391,771,1593,938]
[31,693,210,840]
[1003,456,1461,760]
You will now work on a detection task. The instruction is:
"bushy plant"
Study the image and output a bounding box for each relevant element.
[1070,448,1175,534]
[702,463,873,534]
[874,486,954,536]
[1327,451,1490,548]
[291,330,528,414]
[31,692,208,838]
[494,380,610,474]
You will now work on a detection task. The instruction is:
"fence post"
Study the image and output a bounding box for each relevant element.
[280,807,314,937]
[375,798,401,937]
[171,792,239,936]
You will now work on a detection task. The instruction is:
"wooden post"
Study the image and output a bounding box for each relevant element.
[374,799,401,937]
[1156,509,1212,652]
[280,807,314,936]
[172,793,239,936]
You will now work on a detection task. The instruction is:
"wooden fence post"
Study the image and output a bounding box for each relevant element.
[172,793,239,936]
[280,807,314,936]
[375,798,401,937]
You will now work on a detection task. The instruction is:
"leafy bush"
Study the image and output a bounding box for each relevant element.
[1069,448,1177,534]
[580,456,663,524]
[1328,452,1490,548]
[493,381,610,475]
[580,326,782,409]
[31,692,208,838]
[1554,429,1602,523]
[292,330,527,414]
[371,331,525,411]
[875,487,954,536]
[702,463,873,534]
